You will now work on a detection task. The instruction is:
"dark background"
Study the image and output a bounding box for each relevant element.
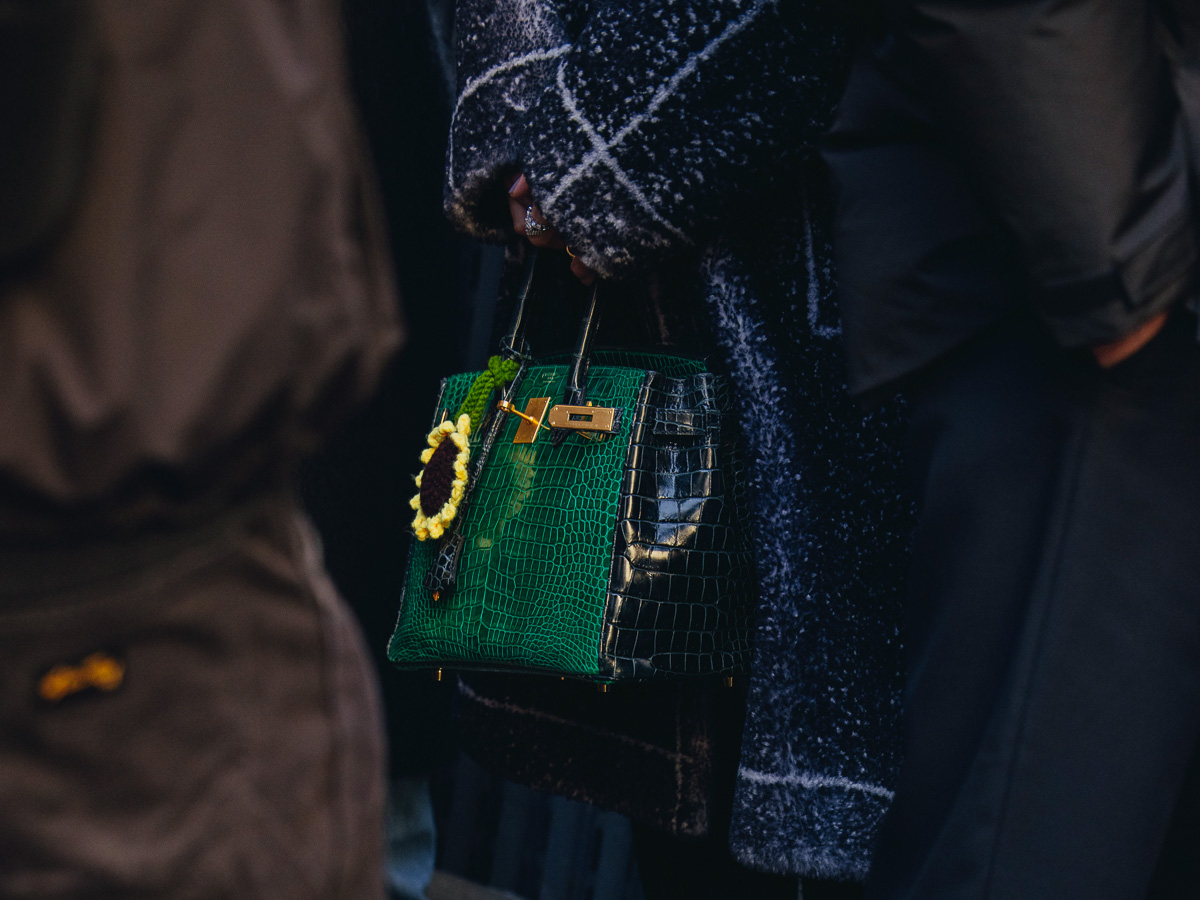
[302,0,500,777]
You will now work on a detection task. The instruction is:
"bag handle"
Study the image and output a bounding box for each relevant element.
[563,281,601,407]
[496,249,614,434]
[498,247,602,409]
[497,248,540,361]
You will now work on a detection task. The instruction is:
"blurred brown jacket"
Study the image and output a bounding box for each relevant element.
[0,2,399,896]
[0,0,401,539]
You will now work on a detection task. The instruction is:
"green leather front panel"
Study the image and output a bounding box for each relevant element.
[390,364,648,676]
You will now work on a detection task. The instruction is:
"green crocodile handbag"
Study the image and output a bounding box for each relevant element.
[388,255,755,683]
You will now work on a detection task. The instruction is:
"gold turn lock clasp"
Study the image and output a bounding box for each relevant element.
[546,403,618,433]
[498,397,551,444]
[499,398,619,440]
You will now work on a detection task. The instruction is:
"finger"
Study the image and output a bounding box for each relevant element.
[570,256,597,285]
[508,174,532,234]
[522,204,566,249]
[508,193,528,234]
[508,173,533,206]
[512,201,566,247]
[528,227,567,250]
[508,174,565,247]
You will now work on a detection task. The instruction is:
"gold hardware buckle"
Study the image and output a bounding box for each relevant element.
[547,403,618,433]
[498,397,551,443]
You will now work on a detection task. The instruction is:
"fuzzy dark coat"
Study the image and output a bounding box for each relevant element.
[443,0,914,879]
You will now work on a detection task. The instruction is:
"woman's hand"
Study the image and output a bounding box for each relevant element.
[508,174,597,285]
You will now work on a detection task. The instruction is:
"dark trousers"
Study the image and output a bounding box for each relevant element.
[864,310,1200,900]
[633,824,869,900]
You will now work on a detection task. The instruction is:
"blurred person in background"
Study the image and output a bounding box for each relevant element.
[0,1,399,896]
[824,0,1200,897]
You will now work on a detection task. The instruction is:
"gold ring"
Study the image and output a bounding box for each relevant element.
[565,245,576,259]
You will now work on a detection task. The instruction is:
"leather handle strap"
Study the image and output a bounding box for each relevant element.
[497,248,540,361]
[498,248,606,408]
[563,281,601,407]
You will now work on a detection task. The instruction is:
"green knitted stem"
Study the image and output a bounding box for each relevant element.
[456,356,520,432]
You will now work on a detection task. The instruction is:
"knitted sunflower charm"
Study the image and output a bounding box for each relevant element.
[410,355,521,541]
[410,414,472,541]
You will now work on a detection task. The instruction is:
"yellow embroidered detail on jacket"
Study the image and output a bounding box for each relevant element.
[39,652,126,703]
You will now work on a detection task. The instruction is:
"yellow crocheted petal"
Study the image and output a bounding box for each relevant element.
[450,433,468,451]
[450,483,465,502]
[419,448,434,464]
[409,494,422,510]
[428,521,444,540]
[439,420,455,434]
[456,414,472,435]
[452,460,467,477]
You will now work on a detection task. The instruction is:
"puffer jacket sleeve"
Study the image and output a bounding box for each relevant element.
[444,0,849,279]
[890,0,1198,347]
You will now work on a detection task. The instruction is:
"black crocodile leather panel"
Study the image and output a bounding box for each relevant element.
[599,371,755,679]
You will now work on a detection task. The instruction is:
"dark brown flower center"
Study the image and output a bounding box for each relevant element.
[419,438,459,516]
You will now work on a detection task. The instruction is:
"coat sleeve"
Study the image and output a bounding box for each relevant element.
[510,0,850,279]
[890,0,1198,347]
[442,0,574,242]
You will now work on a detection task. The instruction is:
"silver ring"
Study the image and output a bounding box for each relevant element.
[524,206,549,238]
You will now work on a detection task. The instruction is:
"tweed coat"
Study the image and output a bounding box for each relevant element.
[442,0,914,879]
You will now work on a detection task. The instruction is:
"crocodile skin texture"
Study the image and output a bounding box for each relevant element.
[423,365,528,598]
[389,354,755,682]
[599,372,754,679]
[392,363,641,676]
